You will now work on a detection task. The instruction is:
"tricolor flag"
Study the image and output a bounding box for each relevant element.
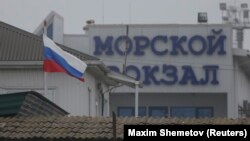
[43,35,87,81]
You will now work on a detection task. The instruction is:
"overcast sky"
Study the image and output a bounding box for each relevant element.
[1,0,250,48]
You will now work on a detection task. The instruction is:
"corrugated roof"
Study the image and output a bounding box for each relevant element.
[0,93,25,117]
[0,21,141,88]
[0,91,68,117]
[0,21,99,61]
[0,116,249,140]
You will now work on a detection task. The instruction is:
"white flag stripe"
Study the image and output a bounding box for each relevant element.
[43,35,87,73]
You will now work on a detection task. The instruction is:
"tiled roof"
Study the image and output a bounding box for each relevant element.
[0,116,250,140]
[0,21,99,61]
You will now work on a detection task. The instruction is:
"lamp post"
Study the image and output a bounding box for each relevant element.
[219,2,250,49]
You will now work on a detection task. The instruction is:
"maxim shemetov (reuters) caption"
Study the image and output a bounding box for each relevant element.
[124,125,249,140]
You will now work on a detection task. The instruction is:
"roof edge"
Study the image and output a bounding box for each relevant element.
[26,91,69,115]
[232,48,250,57]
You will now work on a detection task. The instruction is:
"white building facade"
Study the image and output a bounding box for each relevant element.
[33,12,250,118]
[0,20,138,117]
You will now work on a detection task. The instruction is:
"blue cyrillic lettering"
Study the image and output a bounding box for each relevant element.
[142,66,160,85]
[207,35,226,55]
[200,65,219,85]
[114,36,133,55]
[94,36,114,55]
[179,66,199,85]
[170,36,188,55]
[160,64,178,85]
[151,35,168,55]
[134,36,150,56]
[188,35,207,55]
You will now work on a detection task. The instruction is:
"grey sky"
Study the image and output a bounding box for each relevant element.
[0,0,250,48]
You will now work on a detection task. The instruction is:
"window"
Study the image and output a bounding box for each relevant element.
[170,107,213,118]
[170,107,196,118]
[139,107,146,117]
[47,23,53,39]
[197,107,213,118]
[118,107,134,117]
[148,107,168,117]
[117,107,146,117]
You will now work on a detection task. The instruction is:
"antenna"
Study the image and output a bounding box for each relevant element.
[129,0,132,23]
[123,25,129,74]
[102,0,104,24]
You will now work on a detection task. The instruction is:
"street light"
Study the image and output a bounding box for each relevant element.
[219,2,250,49]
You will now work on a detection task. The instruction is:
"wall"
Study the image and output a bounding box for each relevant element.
[235,59,250,106]
[85,24,236,118]
[53,15,64,44]
[0,68,100,116]
[86,24,234,94]
[63,34,90,53]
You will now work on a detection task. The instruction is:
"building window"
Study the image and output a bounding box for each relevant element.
[170,107,196,118]
[148,106,168,117]
[117,107,146,117]
[138,107,147,117]
[118,107,134,117]
[47,23,53,39]
[170,107,213,118]
[197,107,213,118]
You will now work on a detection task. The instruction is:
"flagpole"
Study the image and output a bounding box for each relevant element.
[43,21,48,96]
[44,72,48,95]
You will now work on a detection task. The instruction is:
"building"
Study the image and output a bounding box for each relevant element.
[33,12,250,118]
[0,21,139,117]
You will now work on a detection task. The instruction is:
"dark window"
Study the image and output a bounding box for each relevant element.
[118,107,147,117]
[47,23,53,39]
[171,107,196,118]
[118,107,134,117]
[197,107,213,118]
[148,107,168,117]
[139,107,147,117]
[170,107,213,118]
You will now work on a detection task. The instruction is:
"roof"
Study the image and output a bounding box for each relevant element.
[0,21,142,88]
[0,21,99,61]
[0,116,249,140]
[84,23,232,31]
[0,91,68,117]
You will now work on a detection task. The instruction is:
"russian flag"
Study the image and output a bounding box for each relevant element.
[43,35,87,81]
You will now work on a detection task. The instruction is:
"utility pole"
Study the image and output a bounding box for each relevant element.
[123,25,129,74]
